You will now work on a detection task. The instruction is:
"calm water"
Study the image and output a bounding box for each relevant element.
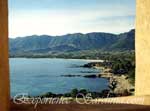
[10,58,108,96]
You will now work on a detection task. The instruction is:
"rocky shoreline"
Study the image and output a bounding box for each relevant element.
[20,60,134,99]
[61,61,134,96]
[83,61,134,95]
[11,61,134,99]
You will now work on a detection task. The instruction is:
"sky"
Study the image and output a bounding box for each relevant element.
[9,0,135,38]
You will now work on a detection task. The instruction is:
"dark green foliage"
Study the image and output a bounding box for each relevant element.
[36,88,132,99]
[63,93,71,97]
[102,51,135,85]
[70,88,78,98]
[78,89,88,95]
[40,92,56,98]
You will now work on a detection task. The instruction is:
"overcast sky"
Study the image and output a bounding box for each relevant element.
[9,0,135,38]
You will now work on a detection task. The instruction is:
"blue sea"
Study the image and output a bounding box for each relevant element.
[10,58,108,96]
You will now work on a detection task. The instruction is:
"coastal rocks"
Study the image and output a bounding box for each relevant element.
[61,74,81,77]
[109,75,134,95]
[62,61,134,96]
[82,61,112,68]
[82,62,102,68]
[61,74,99,78]
[98,73,113,79]
[83,75,97,78]
[80,71,97,73]
[61,74,112,79]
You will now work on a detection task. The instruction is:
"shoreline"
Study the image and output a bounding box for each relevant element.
[10,58,134,97]
[99,69,134,95]
[9,57,104,62]
[81,61,134,95]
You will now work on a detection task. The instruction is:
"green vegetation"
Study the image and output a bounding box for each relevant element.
[36,87,132,99]
[79,50,135,85]
[107,52,135,85]
[9,29,134,57]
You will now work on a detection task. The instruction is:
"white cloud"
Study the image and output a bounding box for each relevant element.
[9,8,135,37]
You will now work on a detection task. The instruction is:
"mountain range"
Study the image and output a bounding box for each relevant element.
[9,29,135,56]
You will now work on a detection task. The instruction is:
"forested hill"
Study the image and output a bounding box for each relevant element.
[9,29,135,55]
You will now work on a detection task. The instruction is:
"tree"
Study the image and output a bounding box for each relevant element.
[71,88,78,98]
